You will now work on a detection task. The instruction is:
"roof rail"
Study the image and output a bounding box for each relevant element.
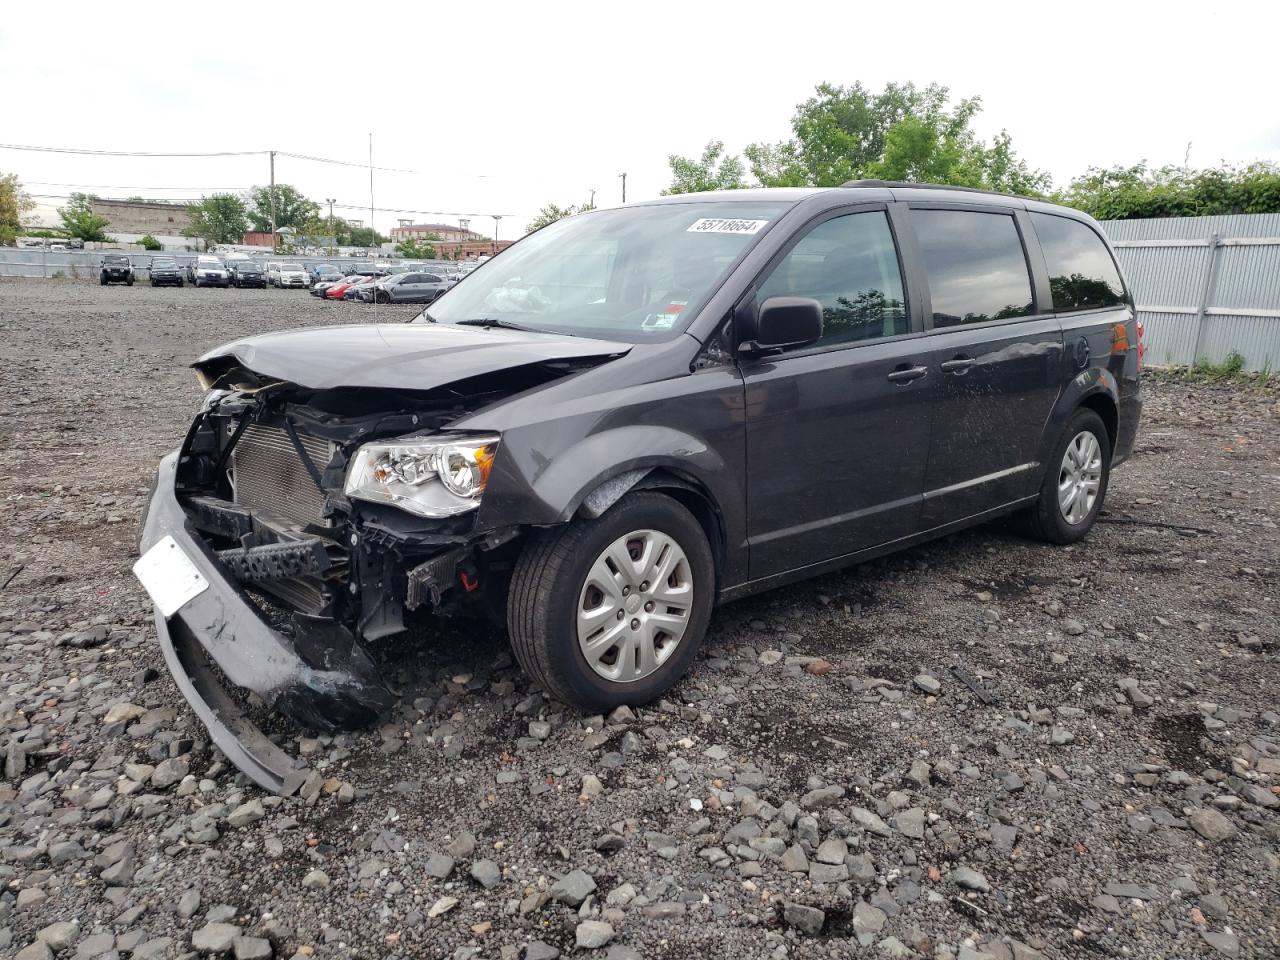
[840,179,1031,201]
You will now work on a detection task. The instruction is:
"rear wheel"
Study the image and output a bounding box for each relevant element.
[1022,408,1111,544]
[508,491,715,711]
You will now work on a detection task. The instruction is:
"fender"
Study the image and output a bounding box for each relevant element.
[531,424,727,523]
[1035,364,1120,470]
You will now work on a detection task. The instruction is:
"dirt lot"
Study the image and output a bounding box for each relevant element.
[1,279,1277,960]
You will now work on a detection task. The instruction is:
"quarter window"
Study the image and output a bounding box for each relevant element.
[757,211,908,348]
[913,210,1034,326]
[1031,212,1125,311]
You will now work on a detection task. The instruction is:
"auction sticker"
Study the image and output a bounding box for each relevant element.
[686,218,769,235]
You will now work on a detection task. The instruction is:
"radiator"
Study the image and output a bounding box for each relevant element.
[230,423,335,528]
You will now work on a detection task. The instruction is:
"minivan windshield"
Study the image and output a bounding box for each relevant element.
[419,201,788,341]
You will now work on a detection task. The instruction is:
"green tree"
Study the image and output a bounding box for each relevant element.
[395,235,441,259]
[58,193,111,242]
[662,140,747,194]
[0,172,36,245]
[186,193,249,245]
[526,202,594,233]
[344,226,387,247]
[745,81,1049,195]
[1056,162,1280,220]
[246,184,320,232]
[139,233,163,251]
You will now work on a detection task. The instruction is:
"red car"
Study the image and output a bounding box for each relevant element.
[324,275,377,300]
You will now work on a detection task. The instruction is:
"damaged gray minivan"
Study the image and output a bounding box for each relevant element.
[135,182,1142,790]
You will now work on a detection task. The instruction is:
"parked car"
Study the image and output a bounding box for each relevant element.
[192,256,230,288]
[265,261,283,286]
[321,275,365,300]
[358,271,454,304]
[342,275,380,300]
[307,262,345,285]
[276,262,310,289]
[228,261,266,288]
[48,242,68,252]
[99,254,135,286]
[148,257,183,287]
[133,182,1143,791]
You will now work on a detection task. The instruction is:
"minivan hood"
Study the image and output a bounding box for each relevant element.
[193,322,632,391]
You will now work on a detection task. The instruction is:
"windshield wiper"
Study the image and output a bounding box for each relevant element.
[454,318,547,333]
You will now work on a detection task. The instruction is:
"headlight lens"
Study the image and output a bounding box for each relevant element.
[344,435,499,517]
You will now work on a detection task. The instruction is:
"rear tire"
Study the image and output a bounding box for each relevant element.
[508,491,715,711]
[1022,408,1111,544]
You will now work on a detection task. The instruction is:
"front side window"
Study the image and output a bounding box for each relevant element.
[1031,213,1125,311]
[756,211,908,348]
[422,201,788,342]
[913,210,1034,326]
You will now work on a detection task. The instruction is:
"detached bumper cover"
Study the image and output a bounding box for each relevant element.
[138,451,393,792]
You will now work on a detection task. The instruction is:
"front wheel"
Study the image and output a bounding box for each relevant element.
[1022,408,1111,544]
[508,491,715,711]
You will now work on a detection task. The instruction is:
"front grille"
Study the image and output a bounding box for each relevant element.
[231,423,335,528]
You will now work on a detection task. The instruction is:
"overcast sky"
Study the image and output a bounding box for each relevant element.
[4,1,1278,237]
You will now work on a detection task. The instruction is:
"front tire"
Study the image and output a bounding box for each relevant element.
[508,491,715,711]
[1023,408,1111,544]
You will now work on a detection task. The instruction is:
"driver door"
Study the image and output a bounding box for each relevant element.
[742,207,935,580]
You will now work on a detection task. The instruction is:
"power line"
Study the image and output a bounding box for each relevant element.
[27,181,251,192]
[330,201,523,219]
[0,141,420,173]
[0,142,263,158]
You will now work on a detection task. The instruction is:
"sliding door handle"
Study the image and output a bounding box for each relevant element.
[887,365,929,384]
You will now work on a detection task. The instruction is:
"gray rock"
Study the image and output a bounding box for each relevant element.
[551,869,597,907]
[470,859,501,889]
[1201,929,1240,957]
[952,866,990,892]
[132,938,174,960]
[37,921,80,950]
[851,806,892,837]
[192,923,241,954]
[446,832,476,858]
[1188,807,1236,842]
[815,836,848,865]
[178,889,202,919]
[853,900,887,937]
[913,674,941,695]
[301,869,330,890]
[782,901,825,935]
[893,807,925,839]
[524,942,560,960]
[16,942,53,960]
[75,932,115,958]
[1061,618,1085,635]
[227,799,265,828]
[574,921,614,950]
[151,757,189,790]
[425,853,455,880]
[781,843,809,873]
[232,936,272,960]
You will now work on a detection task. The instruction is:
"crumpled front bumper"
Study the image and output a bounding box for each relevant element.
[137,451,394,793]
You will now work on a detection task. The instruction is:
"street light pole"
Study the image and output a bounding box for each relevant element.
[619,172,626,204]
[492,215,502,253]
[589,188,596,209]
[325,198,335,250]
[268,150,277,253]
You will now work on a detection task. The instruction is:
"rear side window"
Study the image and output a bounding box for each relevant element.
[757,211,908,348]
[1031,213,1125,311]
[913,210,1034,326]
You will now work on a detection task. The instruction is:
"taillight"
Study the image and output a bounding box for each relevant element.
[1135,316,1146,368]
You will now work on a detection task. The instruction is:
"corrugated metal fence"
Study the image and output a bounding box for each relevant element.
[1101,213,1280,371]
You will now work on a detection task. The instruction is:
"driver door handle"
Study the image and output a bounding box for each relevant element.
[887,365,929,384]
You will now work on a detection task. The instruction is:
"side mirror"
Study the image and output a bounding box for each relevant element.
[740,296,823,355]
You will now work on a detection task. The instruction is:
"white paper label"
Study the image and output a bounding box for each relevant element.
[133,535,209,618]
[686,218,769,235]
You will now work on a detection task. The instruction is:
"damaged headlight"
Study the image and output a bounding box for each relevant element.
[344,434,500,518]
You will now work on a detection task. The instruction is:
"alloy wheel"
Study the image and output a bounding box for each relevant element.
[1058,430,1102,524]
[576,528,693,683]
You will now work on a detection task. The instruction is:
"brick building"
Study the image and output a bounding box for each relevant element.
[389,221,485,243]
[89,199,191,237]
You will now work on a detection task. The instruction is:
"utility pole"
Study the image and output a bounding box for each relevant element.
[588,188,596,209]
[325,198,335,238]
[268,150,277,253]
[619,172,626,203]
[492,215,502,252]
[368,133,375,252]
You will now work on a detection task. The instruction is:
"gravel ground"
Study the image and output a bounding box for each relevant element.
[1,278,1277,960]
